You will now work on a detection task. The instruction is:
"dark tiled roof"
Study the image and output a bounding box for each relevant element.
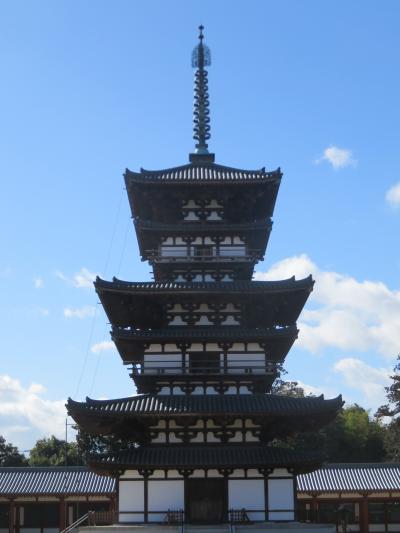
[0,466,115,495]
[125,164,282,184]
[111,325,298,342]
[89,445,320,471]
[68,393,343,417]
[95,276,314,294]
[297,463,400,493]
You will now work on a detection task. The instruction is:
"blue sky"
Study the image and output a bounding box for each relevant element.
[1,0,400,450]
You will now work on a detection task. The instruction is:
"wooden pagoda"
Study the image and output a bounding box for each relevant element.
[68,27,342,525]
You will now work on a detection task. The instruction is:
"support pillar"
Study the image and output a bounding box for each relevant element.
[311,494,318,523]
[8,499,15,533]
[360,496,369,533]
[59,497,66,531]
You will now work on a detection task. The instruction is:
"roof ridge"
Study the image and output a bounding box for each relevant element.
[70,392,343,407]
[0,466,87,472]
[323,462,400,468]
[131,163,276,175]
[96,275,312,288]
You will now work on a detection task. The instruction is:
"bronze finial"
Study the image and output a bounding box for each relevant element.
[191,25,212,157]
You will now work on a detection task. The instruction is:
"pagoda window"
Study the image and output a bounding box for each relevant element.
[160,245,187,257]
[193,245,214,257]
[143,353,182,375]
[227,353,265,374]
[219,245,246,257]
[189,352,220,374]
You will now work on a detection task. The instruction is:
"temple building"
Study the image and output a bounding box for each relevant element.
[67,27,343,525]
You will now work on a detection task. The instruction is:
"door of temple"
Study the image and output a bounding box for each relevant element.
[186,479,227,523]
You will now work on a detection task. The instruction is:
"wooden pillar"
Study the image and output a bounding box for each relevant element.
[59,497,66,531]
[144,477,148,523]
[8,499,15,533]
[360,495,369,533]
[110,495,117,524]
[310,495,318,523]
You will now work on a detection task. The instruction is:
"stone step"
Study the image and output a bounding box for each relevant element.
[80,524,335,533]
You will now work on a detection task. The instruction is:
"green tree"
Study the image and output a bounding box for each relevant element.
[376,354,400,461]
[0,435,27,466]
[272,379,306,398]
[273,384,386,462]
[28,435,84,466]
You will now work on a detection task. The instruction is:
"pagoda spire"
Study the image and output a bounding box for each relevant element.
[190,25,214,163]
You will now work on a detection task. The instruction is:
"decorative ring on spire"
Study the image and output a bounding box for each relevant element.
[191,25,211,154]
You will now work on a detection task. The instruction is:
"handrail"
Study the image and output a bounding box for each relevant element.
[145,248,263,262]
[150,255,260,263]
[132,361,277,376]
[60,511,94,533]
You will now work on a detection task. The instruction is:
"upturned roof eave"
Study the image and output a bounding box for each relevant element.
[86,445,321,474]
[124,164,282,185]
[94,275,314,295]
[66,393,344,419]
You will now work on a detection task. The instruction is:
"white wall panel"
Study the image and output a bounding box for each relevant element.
[268,478,294,521]
[119,480,144,522]
[228,479,265,521]
[148,480,184,522]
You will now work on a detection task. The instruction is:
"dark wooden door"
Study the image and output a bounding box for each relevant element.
[186,479,227,523]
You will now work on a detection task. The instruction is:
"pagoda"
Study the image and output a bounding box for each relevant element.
[68,27,342,525]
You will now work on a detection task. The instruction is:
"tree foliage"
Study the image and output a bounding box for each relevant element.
[28,435,84,466]
[274,380,386,462]
[0,436,27,466]
[76,430,139,459]
[376,354,400,461]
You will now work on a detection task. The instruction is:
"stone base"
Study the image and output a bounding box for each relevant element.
[80,522,335,533]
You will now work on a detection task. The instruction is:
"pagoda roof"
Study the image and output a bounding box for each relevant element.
[88,445,321,474]
[95,276,313,295]
[95,276,313,329]
[125,163,282,184]
[68,393,342,442]
[125,164,281,224]
[68,393,343,418]
[112,325,298,363]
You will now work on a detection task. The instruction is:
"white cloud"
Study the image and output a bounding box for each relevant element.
[38,308,50,317]
[386,182,400,208]
[73,268,97,288]
[255,254,400,358]
[0,375,66,449]
[55,270,68,283]
[315,145,357,169]
[296,380,325,397]
[63,305,96,319]
[33,277,43,289]
[91,341,116,354]
[334,358,390,406]
[56,268,97,289]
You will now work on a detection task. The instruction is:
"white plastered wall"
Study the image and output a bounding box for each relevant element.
[228,479,265,521]
[148,480,185,522]
[119,480,144,522]
[267,474,294,521]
